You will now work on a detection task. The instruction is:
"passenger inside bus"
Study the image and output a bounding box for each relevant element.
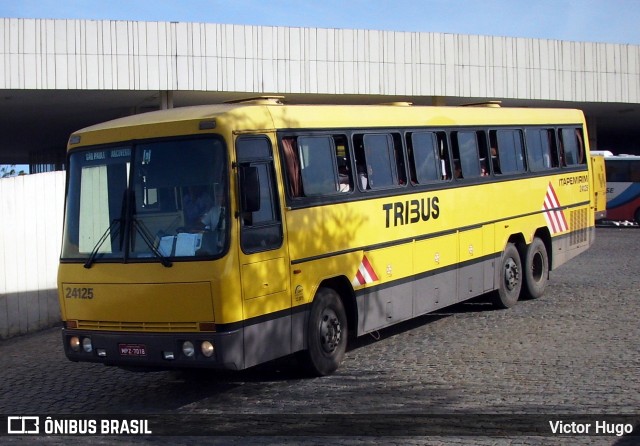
[490,146,501,174]
[183,186,213,228]
[197,186,226,254]
[353,141,370,189]
[337,156,351,192]
[200,186,225,231]
[480,158,489,176]
[453,160,462,178]
[357,164,369,189]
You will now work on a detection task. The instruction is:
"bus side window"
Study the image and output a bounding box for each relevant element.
[353,135,369,189]
[391,133,407,186]
[281,137,302,197]
[559,127,586,166]
[439,134,452,179]
[297,136,340,196]
[525,128,558,171]
[354,133,404,190]
[605,162,618,181]
[365,133,396,188]
[452,131,481,179]
[333,135,353,192]
[281,134,352,197]
[607,160,632,182]
[547,129,560,167]
[491,129,526,174]
[476,130,490,176]
[489,131,501,174]
[408,131,447,183]
[629,161,640,182]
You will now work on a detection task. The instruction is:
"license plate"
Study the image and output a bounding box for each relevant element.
[119,344,147,356]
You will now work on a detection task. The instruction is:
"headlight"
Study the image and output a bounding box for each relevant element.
[182,341,195,357]
[69,336,81,352]
[82,337,93,353]
[201,341,215,358]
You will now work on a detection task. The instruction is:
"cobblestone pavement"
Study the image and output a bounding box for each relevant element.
[1,228,639,445]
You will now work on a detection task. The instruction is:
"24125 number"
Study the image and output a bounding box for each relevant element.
[65,287,94,299]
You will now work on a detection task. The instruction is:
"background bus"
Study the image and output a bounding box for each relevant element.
[58,99,598,376]
[595,151,640,224]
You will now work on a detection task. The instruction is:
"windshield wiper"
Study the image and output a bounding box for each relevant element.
[84,219,121,269]
[132,218,173,268]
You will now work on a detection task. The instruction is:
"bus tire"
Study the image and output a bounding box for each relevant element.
[301,287,347,376]
[492,242,522,309]
[522,237,549,299]
[635,208,640,225]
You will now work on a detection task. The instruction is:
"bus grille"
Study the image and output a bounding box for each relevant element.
[75,320,199,332]
[570,208,588,245]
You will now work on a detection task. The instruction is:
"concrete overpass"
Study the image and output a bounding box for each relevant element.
[2,18,640,171]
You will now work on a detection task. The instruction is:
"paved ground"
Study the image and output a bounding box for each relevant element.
[0,227,638,445]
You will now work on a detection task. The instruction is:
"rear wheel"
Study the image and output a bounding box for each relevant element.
[300,287,347,376]
[492,243,522,309]
[522,237,549,299]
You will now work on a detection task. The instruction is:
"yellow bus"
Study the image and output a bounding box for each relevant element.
[58,98,598,375]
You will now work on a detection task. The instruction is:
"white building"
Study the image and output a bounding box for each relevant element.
[2,18,640,168]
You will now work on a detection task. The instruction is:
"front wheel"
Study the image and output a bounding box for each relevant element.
[522,237,549,299]
[492,243,522,309]
[299,287,348,376]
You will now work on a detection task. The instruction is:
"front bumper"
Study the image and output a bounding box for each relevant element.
[61,327,244,370]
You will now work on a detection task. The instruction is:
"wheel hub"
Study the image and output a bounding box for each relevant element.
[504,258,520,291]
[319,309,342,354]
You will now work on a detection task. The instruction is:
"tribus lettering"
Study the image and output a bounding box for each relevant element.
[383,197,440,228]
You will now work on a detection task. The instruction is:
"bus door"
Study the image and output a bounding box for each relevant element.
[235,134,291,368]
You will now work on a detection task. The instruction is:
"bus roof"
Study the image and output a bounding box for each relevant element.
[69,102,587,149]
[600,154,640,160]
[591,150,614,157]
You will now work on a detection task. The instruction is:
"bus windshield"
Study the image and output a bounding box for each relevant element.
[61,137,228,263]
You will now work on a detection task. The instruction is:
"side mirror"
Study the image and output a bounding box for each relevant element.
[240,165,260,213]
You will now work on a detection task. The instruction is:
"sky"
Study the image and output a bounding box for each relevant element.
[1,0,640,45]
